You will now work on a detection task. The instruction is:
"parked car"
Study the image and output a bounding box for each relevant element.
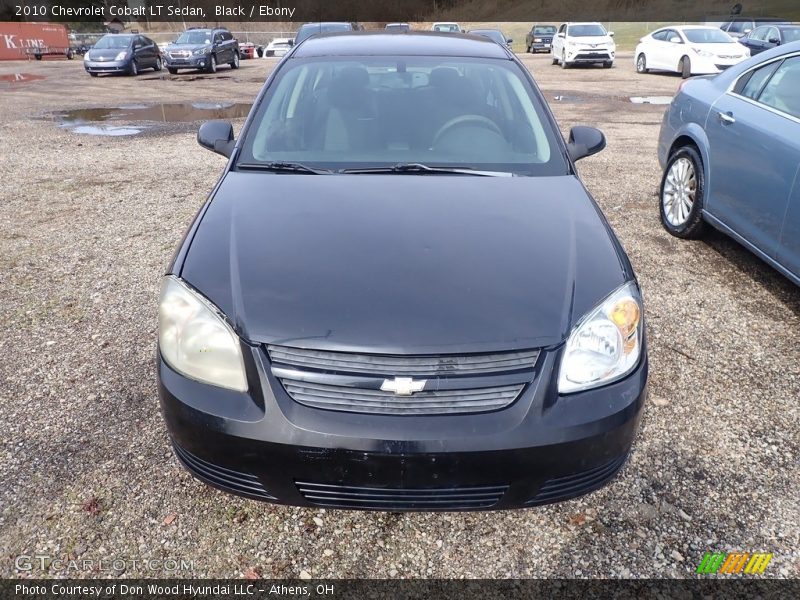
[635,26,750,78]
[526,24,557,53]
[385,23,410,32]
[468,29,513,49]
[83,33,161,76]
[431,22,462,33]
[657,41,800,285]
[294,22,354,46]
[238,42,257,59]
[719,16,789,39]
[159,33,648,511]
[163,27,239,74]
[264,38,293,57]
[739,24,800,56]
[552,22,615,68]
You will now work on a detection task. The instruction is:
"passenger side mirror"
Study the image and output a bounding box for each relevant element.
[557,32,565,37]
[567,126,606,161]
[507,38,513,44]
[768,37,780,44]
[608,31,615,37]
[288,39,294,46]
[198,120,234,158]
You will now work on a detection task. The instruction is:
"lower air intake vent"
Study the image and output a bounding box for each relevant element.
[296,481,508,510]
[173,443,275,501]
[526,455,627,505]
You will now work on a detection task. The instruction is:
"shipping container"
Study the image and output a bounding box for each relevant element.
[0,22,71,60]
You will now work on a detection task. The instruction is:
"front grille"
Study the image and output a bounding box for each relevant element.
[169,50,191,58]
[297,481,508,510]
[267,346,539,376]
[173,443,275,501]
[282,380,524,415]
[526,455,627,505]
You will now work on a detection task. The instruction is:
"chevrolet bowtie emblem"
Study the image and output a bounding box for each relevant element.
[380,377,426,395]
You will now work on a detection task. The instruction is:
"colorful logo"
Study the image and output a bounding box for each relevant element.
[696,552,773,575]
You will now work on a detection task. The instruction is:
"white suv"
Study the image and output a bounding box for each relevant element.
[552,22,616,69]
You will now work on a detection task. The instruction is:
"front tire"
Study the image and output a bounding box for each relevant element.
[552,54,558,65]
[603,61,613,68]
[561,51,569,68]
[206,54,217,74]
[636,53,648,73]
[154,57,162,71]
[167,67,178,75]
[129,60,138,76]
[229,51,239,69]
[660,146,706,239]
[89,72,98,77]
[680,56,691,79]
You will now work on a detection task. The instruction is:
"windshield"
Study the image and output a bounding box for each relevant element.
[534,26,557,35]
[433,24,460,32]
[238,56,566,176]
[176,31,212,45]
[296,23,352,45]
[93,35,133,49]
[683,28,735,43]
[781,28,800,43]
[470,30,506,44]
[568,24,607,37]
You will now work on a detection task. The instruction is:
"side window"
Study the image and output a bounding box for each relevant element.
[766,27,780,42]
[735,60,782,99]
[213,32,222,43]
[651,30,666,41]
[664,29,680,42]
[728,20,747,34]
[757,57,800,118]
[558,24,566,35]
[749,27,767,41]
[221,31,232,42]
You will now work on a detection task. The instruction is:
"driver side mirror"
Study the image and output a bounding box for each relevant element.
[567,126,606,161]
[768,37,780,44]
[198,120,234,158]
[608,31,615,37]
[507,38,513,44]
[288,38,294,46]
[557,32,565,37]
[669,36,682,43]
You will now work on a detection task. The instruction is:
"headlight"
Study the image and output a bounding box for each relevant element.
[558,281,643,394]
[193,47,209,56]
[692,48,714,58]
[114,51,128,61]
[158,276,248,392]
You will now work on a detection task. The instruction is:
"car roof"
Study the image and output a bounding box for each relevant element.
[291,31,510,58]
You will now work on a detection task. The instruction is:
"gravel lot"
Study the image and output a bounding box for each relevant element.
[1,52,798,579]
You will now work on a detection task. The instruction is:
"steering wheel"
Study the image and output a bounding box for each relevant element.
[432,115,503,147]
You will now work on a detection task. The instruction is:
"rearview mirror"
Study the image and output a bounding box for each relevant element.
[567,126,606,161]
[198,120,234,157]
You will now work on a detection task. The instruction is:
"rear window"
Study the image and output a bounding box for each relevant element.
[239,56,567,176]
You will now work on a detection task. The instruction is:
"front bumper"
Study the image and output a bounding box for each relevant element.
[84,59,129,73]
[689,54,747,75]
[158,342,648,510]
[530,42,552,52]
[163,55,208,69]
[566,49,614,63]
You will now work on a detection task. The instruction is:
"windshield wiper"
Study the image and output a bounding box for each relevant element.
[340,163,514,177]
[237,162,334,175]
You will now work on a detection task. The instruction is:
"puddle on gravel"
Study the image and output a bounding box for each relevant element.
[630,96,673,105]
[0,73,45,84]
[49,101,251,136]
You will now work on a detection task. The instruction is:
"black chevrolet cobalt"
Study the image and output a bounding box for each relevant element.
[158,32,648,510]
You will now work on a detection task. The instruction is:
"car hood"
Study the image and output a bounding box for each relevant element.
[166,43,208,52]
[179,173,630,354]
[570,36,615,45]
[692,43,747,55]
[87,48,128,60]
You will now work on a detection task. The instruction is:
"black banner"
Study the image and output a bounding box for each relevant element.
[4,579,800,600]
[1,0,799,23]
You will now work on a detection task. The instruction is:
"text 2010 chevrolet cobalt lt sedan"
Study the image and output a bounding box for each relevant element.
[158,32,648,510]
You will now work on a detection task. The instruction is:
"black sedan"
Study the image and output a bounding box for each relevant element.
[83,33,161,76]
[158,32,648,511]
[739,24,800,55]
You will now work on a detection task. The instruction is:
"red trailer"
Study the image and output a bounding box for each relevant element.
[0,22,73,61]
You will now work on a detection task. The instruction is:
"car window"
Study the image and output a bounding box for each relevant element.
[757,57,800,118]
[239,56,567,176]
[93,35,133,49]
[765,27,779,42]
[683,28,736,43]
[735,60,782,99]
[783,28,800,43]
[749,26,768,41]
[727,20,752,34]
[558,24,566,34]
[650,30,666,41]
[568,24,607,37]
[533,26,556,35]
[663,29,681,43]
[176,31,212,45]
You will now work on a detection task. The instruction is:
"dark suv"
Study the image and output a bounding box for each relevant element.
[163,27,239,74]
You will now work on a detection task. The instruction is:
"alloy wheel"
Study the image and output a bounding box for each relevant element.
[662,157,696,226]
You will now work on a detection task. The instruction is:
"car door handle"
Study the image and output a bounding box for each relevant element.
[718,111,736,125]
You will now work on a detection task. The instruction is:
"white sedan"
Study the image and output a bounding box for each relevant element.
[634,25,750,78]
[263,38,293,58]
